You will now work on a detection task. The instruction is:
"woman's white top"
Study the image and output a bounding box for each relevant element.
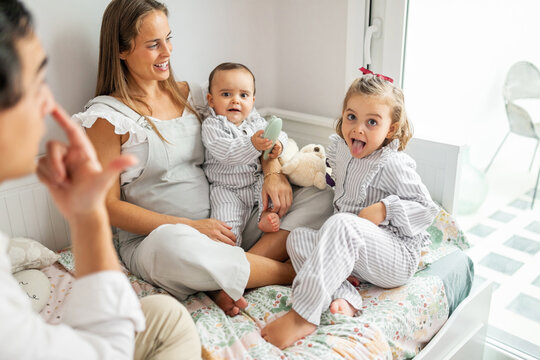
[73,93,196,186]
[0,232,145,359]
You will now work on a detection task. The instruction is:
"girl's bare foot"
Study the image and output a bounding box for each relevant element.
[258,211,280,233]
[208,290,248,316]
[347,275,360,287]
[261,309,317,349]
[330,298,357,317]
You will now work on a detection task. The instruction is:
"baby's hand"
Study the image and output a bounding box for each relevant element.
[251,130,273,151]
[268,141,283,159]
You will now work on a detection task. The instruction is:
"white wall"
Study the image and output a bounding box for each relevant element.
[25,0,278,153]
[273,0,352,118]
[22,0,365,154]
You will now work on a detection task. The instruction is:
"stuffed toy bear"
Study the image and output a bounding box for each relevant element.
[281,140,328,190]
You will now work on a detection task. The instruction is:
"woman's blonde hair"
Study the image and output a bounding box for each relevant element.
[335,74,412,151]
[95,0,200,141]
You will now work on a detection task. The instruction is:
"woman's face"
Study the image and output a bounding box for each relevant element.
[0,32,54,182]
[121,10,172,87]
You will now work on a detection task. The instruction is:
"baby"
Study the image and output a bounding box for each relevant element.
[201,62,288,247]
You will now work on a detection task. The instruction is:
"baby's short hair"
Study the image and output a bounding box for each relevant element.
[208,62,256,95]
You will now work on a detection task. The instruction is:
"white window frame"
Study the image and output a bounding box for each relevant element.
[365,0,408,87]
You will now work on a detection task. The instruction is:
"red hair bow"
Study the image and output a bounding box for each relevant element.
[359,67,394,83]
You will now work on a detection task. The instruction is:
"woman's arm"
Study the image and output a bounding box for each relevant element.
[38,107,136,276]
[261,156,292,217]
[85,118,235,244]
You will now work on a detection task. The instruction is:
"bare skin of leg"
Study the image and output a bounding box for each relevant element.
[248,229,290,261]
[210,252,295,316]
[330,298,358,317]
[258,211,280,233]
[261,309,317,349]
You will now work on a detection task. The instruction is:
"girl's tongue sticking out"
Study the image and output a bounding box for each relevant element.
[351,138,365,156]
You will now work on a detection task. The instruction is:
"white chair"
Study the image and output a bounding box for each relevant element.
[485,61,540,209]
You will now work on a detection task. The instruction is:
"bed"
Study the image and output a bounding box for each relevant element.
[0,108,492,359]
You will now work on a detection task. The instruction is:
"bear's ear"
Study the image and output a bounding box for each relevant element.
[300,144,316,153]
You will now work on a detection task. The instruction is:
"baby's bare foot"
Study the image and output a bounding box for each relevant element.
[258,212,280,233]
[209,290,248,317]
[330,298,357,317]
[261,310,317,349]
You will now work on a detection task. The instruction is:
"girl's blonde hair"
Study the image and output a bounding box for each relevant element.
[335,74,412,151]
[95,0,200,141]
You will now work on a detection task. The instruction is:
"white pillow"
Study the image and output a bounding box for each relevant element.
[8,237,59,273]
[13,269,51,312]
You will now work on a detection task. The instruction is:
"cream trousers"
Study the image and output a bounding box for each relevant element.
[135,295,201,360]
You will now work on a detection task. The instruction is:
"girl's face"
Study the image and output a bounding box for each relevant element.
[120,10,172,87]
[0,32,54,182]
[341,94,397,159]
[207,69,255,126]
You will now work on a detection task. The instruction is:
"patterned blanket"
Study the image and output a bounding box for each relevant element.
[48,209,470,359]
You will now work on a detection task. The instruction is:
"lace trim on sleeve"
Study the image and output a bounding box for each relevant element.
[326,134,341,168]
[72,104,148,144]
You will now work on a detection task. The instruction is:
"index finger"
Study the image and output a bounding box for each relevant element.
[217,234,235,246]
[261,188,268,211]
[220,225,236,242]
[278,193,291,217]
[51,104,97,160]
[270,191,281,215]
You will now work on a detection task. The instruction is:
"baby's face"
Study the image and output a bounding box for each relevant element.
[208,69,255,126]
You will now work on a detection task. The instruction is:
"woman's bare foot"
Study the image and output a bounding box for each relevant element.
[208,290,248,316]
[258,211,280,233]
[329,298,357,317]
[261,310,317,349]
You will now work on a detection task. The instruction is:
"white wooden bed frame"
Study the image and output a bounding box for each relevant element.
[0,107,492,359]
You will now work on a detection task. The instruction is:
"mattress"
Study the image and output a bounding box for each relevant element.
[40,208,473,359]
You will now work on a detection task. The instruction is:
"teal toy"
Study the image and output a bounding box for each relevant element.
[262,115,283,160]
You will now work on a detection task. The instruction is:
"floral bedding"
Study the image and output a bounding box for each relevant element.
[47,208,471,360]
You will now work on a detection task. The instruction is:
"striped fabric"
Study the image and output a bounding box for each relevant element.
[202,108,288,187]
[327,134,438,247]
[202,108,288,246]
[287,134,438,325]
[209,181,263,247]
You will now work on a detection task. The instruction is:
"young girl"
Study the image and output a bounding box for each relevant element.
[261,71,439,349]
[202,62,288,247]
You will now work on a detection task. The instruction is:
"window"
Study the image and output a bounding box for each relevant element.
[371,0,540,357]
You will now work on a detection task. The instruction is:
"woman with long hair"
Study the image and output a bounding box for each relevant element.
[76,0,334,316]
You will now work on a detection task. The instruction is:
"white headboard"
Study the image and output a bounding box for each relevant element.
[0,108,462,251]
[404,138,462,214]
[0,174,70,251]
